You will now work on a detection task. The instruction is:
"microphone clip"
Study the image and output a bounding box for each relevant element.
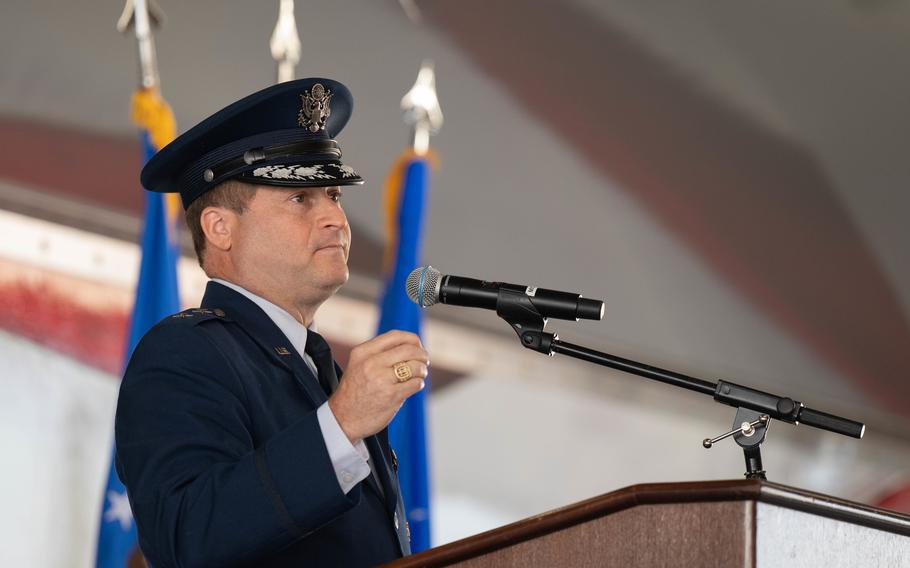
[496,288,557,356]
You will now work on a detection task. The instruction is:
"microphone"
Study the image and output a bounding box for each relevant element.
[406,266,604,321]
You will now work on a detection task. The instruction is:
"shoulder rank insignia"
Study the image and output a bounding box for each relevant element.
[298,83,333,132]
[170,308,227,322]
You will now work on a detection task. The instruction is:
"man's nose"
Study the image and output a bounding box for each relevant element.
[317,194,348,229]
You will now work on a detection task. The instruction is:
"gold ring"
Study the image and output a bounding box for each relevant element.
[393,361,413,382]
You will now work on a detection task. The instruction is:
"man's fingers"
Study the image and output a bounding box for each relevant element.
[354,330,423,358]
[377,344,429,370]
[397,376,426,398]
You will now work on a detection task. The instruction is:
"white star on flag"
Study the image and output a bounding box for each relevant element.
[104,490,134,531]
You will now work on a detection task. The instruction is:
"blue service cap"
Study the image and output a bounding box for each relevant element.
[141,77,364,209]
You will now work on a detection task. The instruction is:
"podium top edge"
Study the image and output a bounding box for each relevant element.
[383,479,910,568]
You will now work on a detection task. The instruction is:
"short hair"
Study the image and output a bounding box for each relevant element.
[185,179,257,267]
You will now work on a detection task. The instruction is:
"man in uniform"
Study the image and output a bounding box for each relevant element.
[115,77,428,567]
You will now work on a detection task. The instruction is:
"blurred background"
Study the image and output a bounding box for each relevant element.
[2,0,909,565]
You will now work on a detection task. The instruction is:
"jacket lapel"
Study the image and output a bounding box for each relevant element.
[200,281,327,407]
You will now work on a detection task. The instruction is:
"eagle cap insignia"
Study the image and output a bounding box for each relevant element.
[298,83,333,133]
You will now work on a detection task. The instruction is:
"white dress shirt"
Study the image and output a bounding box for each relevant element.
[212,279,372,494]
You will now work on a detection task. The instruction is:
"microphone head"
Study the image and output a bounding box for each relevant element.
[406,266,442,307]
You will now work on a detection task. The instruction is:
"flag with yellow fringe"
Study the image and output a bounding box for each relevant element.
[377,148,436,552]
[95,87,180,568]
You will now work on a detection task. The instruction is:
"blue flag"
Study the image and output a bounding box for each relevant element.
[378,153,433,552]
[96,91,179,567]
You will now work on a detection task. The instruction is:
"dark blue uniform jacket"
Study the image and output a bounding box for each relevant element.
[115,281,410,567]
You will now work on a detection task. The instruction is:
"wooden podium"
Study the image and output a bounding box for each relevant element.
[384,480,910,567]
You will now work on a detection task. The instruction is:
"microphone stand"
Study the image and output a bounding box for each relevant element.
[495,288,865,480]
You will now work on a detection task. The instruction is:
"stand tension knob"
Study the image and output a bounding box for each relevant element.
[703,415,769,449]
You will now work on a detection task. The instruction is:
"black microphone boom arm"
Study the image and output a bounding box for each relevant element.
[494,294,866,479]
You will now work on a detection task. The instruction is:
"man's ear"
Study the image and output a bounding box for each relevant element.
[200,206,235,253]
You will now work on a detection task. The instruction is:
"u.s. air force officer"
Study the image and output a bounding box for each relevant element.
[115,78,428,567]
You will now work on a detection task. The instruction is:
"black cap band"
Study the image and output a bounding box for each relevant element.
[203,139,341,182]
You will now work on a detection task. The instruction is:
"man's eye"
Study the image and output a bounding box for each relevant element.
[290,194,306,203]
[329,191,342,202]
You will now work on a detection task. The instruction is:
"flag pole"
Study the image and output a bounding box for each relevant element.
[401,60,444,155]
[96,3,179,567]
[270,0,301,84]
[376,61,443,553]
[117,0,164,90]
